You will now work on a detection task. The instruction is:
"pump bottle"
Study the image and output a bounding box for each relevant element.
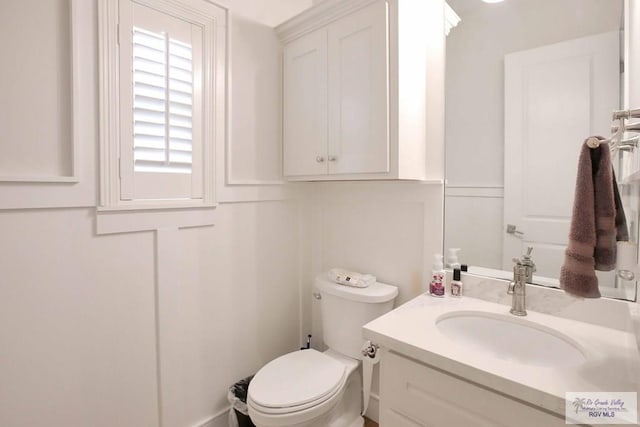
[429,254,446,297]
[446,248,461,270]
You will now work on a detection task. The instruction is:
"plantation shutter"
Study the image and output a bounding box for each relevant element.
[132,28,193,174]
[119,1,203,201]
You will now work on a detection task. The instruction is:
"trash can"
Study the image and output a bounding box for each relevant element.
[228,375,256,427]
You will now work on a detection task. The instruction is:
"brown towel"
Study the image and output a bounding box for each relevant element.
[560,137,628,298]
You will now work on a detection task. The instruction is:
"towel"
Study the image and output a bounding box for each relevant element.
[327,268,376,288]
[560,137,629,298]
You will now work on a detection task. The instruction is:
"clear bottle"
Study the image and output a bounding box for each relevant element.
[450,267,463,297]
[429,254,446,297]
[446,248,461,270]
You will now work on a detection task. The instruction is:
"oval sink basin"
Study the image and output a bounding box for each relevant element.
[436,311,586,368]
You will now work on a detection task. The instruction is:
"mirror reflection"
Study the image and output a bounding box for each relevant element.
[444,0,637,300]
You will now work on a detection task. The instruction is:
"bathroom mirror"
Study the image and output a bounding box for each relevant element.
[444,0,638,301]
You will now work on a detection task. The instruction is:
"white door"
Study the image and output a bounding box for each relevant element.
[503,31,620,279]
[327,0,389,175]
[283,30,328,176]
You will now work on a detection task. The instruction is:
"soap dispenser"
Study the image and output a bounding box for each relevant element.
[429,254,446,297]
[446,248,461,270]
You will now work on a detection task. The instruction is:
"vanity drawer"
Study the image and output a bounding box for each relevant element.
[379,351,566,427]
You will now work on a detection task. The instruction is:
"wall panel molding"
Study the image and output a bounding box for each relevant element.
[0,0,96,209]
[0,0,79,183]
[304,181,445,346]
[300,181,445,418]
[445,185,504,198]
[96,208,217,235]
[215,14,291,203]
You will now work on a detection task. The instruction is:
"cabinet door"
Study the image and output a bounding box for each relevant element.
[380,351,566,427]
[283,30,328,177]
[381,409,427,427]
[327,0,389,175]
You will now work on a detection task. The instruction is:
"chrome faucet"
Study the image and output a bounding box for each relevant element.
[507,247,536,316]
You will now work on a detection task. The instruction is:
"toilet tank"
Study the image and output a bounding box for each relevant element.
[315,274,398,359]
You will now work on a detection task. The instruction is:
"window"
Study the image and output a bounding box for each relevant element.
[99,0,226,209]
[132,27,195,175]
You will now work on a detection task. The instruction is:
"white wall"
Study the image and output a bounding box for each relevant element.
[227,0,315,185]
[626,0,640,314]
[627,0,640,112]
[0,0,446,425]
[0,202,300,427]
[302,182,444,305]
[0,1,311,427]
[0,0,72,177]
[445,0,623,269]
[297,181,444,421]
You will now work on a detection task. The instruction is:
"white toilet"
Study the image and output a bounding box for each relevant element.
[247,274,398,427]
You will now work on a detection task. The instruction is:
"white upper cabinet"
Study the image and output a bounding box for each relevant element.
[328,1,389,175]
[277,0,445,181]
[283,30,328,176]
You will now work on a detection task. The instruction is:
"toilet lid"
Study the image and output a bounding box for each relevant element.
[249,349,346,409]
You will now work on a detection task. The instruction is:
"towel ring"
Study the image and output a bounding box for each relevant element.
[586,137,601,148]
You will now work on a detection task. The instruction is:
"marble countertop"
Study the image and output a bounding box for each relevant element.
[363,294,640,417]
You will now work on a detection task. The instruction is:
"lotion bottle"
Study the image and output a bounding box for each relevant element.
[429,254,446,297]
[450,267,463,297]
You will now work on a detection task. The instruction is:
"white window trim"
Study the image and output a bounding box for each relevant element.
[98,0,227,210]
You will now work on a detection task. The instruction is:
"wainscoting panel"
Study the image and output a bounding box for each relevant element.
[444,185,504,270]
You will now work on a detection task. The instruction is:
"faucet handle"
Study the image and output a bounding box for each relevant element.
[522,247,536,270]
[513,246,536,269]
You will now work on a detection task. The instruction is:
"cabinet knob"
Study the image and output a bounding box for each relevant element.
[328,155,338,162]
[316,156,325,163]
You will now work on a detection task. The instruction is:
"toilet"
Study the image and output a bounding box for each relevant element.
[247,274,398,427]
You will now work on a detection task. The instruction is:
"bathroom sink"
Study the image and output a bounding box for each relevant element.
[436,311,586,368]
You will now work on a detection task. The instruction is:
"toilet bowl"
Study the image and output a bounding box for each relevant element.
[247,274,398,427]
[247,349,361,427]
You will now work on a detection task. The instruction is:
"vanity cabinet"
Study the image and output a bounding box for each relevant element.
[380,351,566,427]
[276,0,445,181]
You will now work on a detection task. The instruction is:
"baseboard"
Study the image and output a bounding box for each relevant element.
[194,406,229,427]
[364,392,380,424]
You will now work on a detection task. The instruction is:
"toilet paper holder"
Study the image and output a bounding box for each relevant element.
[361,340,381,416]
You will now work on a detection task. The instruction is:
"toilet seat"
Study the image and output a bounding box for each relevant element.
[248,349,347,414]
